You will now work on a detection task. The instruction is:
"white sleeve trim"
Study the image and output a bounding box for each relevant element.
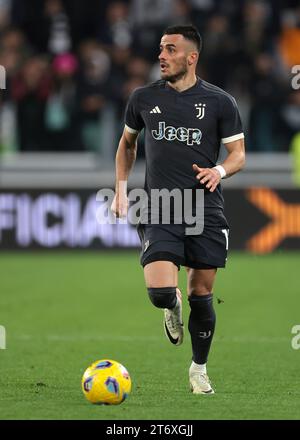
[222,133,244,143]
[125,124,139,134]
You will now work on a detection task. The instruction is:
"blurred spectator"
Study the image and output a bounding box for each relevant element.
[98,1,132,50]
[169,0,192,26]
[107,46,131,114]
[248,53,284,151]
[62,0,114,47]
[201,14,235,88]
[11,56,51,151]
[44,0,72,54]
[241,0,272,56]
[130,0,175,60]
[45,52,83,150]
[122,55,150,115]
[0,0,11,30]
[77,40,110,151]
[12,0,72,54]
[130,0,173,26]
[0,28,28,91]
[279,90,300,151]
[278,8,300,69]
[187,0,216,30]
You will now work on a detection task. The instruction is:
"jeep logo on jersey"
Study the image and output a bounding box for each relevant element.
[151,121,202,146]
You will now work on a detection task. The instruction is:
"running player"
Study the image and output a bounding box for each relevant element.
[111,25,245,394]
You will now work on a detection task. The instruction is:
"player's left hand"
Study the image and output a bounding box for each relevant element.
[192,164,222,193]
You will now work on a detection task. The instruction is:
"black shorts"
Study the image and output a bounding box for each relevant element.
[137,220,229,270]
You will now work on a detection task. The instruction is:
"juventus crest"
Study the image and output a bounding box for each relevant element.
[195,103,206,119]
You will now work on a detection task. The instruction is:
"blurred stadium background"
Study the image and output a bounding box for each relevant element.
[0,0,300,420]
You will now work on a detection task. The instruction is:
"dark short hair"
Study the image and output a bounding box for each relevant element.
[163,25,202,53]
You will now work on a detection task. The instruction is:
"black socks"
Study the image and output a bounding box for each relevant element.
[188,293,216,364]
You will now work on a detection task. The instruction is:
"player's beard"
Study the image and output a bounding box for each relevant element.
[161,59,188,83]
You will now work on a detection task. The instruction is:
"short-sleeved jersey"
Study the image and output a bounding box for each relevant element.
[125,77,244,220]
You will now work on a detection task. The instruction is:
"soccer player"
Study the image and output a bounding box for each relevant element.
[111,25,245,394]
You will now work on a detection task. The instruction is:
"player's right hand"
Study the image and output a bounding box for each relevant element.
[111,193,129,218]
[192,163,221,193]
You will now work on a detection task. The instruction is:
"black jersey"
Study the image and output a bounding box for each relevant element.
[125,77,244,219]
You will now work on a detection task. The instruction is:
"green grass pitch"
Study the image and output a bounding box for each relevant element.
[0,251,300,420]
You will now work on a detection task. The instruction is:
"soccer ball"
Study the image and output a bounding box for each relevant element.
[81,359,131,405]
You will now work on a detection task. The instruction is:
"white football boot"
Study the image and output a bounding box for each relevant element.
[163,289,184,346]
[189,363,215,394]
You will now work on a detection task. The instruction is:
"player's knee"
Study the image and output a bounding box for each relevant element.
[189,285,213,296]
[147,287,177,309]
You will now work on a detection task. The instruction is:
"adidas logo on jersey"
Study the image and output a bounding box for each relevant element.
[150,106,162,114]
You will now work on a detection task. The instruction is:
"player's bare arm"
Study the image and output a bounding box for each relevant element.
[111,127,139,218]
[193,137,245,193]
